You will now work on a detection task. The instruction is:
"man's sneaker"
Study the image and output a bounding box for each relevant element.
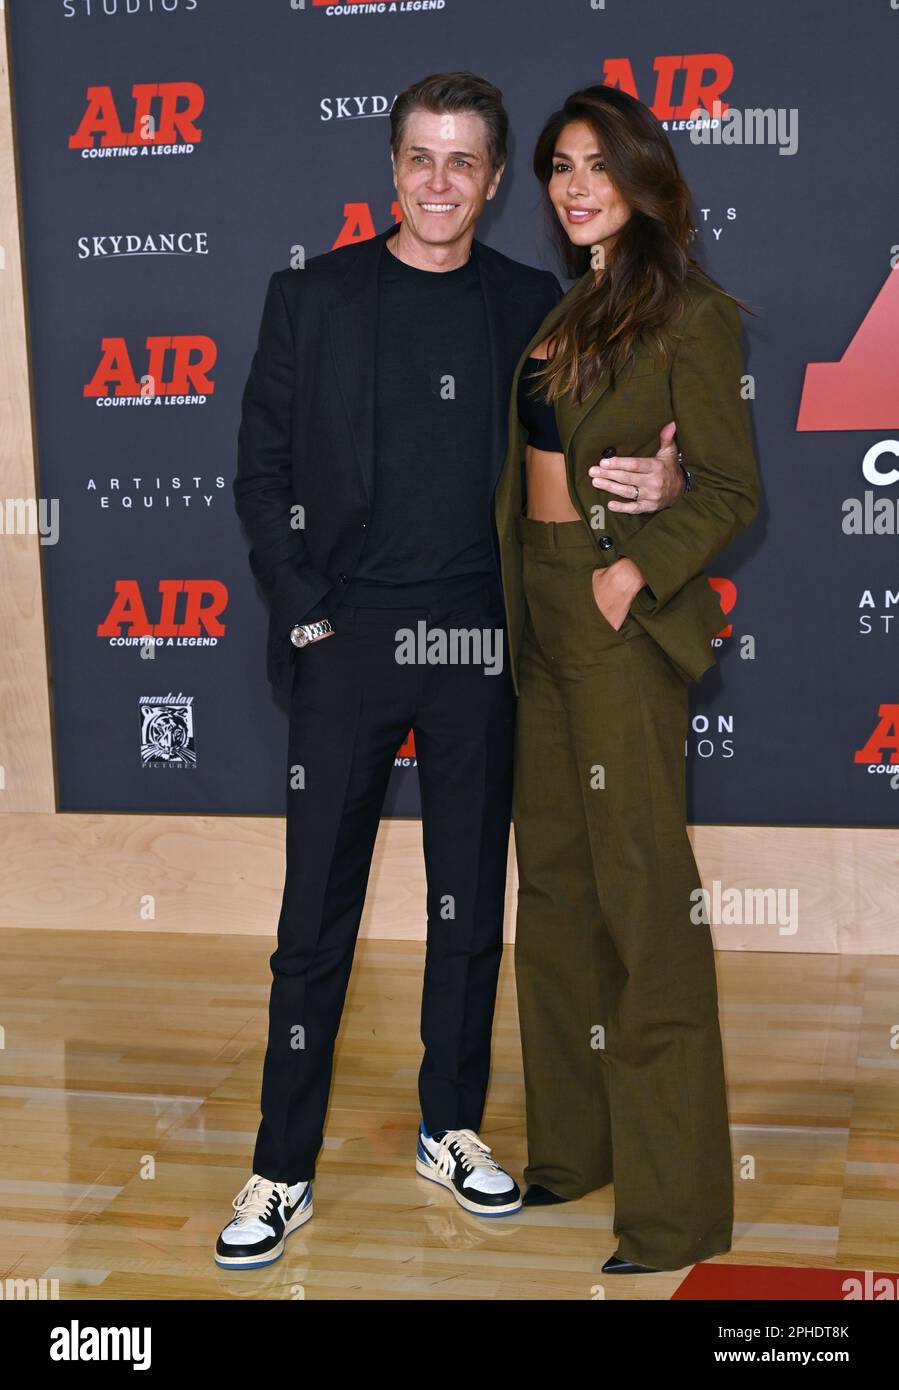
[214,1174,313,1268]
[415,1124,522,1216]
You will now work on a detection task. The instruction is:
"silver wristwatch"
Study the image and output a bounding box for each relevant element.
[290,618,334,648]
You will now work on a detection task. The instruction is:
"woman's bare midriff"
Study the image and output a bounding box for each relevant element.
[524,338,581,522]
[525,444,581,522]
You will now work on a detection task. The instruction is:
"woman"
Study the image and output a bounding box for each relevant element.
[494,85,760,1273]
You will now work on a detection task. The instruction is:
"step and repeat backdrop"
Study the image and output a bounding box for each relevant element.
[7,0,899,825]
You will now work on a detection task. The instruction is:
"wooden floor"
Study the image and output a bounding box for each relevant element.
[0,929,897,1300]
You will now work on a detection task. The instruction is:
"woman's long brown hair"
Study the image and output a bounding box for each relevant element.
[530,83,748,405]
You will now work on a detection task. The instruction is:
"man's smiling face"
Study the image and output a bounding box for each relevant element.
[390,108,503,253]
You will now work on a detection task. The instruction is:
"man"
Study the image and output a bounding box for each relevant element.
[218,71,685,1268]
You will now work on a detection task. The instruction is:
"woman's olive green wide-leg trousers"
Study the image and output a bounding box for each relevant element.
[512,516,733,1271]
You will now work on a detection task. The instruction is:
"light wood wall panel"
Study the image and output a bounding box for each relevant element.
[0,812,896,954]
[0,12,55,814]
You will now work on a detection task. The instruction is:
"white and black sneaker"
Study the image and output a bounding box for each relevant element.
[214,1174,313,1268]
[416,1124,522,1216]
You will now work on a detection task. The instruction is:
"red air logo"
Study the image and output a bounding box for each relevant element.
[84,337,217,398]
[98,581,228,637]
[602,55,732,119]
[334,202,402,249]
[69,83,204,149]
[797,268,899,430]
[854,705,899,766]
[708,577,736,639]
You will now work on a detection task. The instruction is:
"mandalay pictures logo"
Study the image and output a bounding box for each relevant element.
[140,694,197,770]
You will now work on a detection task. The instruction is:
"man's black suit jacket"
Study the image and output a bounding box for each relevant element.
[233,223,562,694]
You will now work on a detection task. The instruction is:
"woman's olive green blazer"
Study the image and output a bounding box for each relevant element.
[495,269,761,687]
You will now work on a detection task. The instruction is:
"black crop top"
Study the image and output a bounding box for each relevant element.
[517,355,563,452]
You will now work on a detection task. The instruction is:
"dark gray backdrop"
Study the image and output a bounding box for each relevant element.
[8,0,899,827]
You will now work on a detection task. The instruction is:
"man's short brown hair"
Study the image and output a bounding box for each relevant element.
[390,71,509,174]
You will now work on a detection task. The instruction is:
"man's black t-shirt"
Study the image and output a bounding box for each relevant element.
[340,238,496,608]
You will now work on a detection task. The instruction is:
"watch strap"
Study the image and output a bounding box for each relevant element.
[290,618,334,648]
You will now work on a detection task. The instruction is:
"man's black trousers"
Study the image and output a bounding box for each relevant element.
[253,578,515,1183]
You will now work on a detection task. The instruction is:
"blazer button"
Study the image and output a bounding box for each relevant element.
[598,536,614,550]
[338,572,348,584]
[601,445,616,458]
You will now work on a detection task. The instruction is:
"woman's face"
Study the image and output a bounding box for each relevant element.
[547,119,631,264]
